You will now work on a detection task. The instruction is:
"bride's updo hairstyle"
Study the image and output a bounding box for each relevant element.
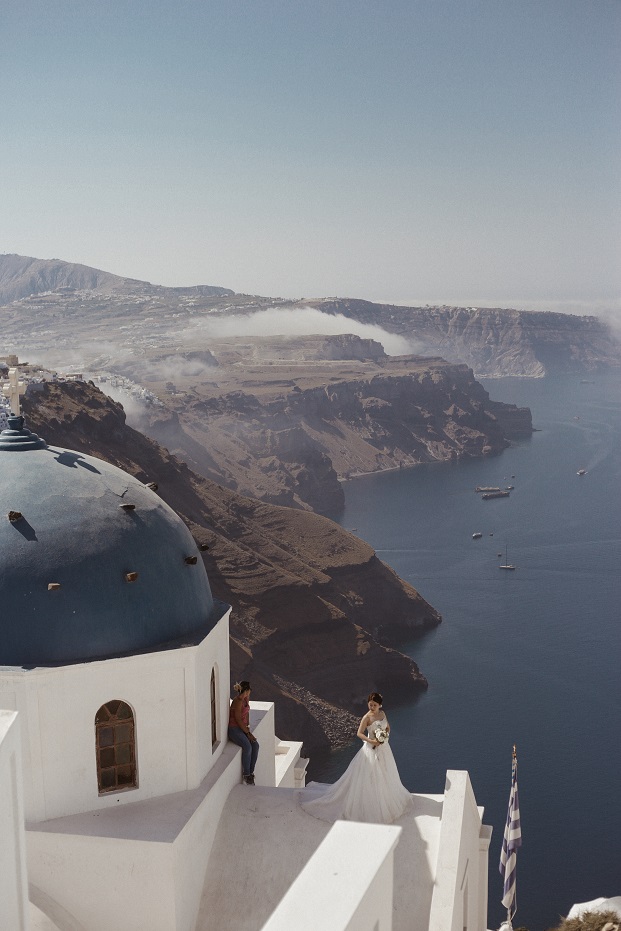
[234,681,251,694]
[368,691,383,705]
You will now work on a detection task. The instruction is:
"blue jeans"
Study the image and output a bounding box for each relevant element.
[228,727,259,776]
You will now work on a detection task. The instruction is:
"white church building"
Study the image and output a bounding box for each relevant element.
[0,395,493,931]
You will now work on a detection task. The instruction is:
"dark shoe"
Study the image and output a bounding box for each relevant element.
[243,774,255,786]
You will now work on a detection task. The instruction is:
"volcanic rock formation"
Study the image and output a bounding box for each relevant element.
[22,381,440,761]
[130,346,533,514]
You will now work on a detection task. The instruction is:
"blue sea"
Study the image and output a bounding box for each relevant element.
[324,373,621,931]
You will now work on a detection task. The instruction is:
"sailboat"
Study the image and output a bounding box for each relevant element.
[499,545,516,571]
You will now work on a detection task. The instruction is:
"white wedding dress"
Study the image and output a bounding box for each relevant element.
[301,718,413,825]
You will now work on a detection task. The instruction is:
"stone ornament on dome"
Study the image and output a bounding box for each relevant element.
[0,367,47,449]
[0,413,47,451]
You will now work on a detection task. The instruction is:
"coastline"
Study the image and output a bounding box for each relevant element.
[342,449,502,483]
[333,372,621,929]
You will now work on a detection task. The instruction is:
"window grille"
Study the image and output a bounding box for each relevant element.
[95,700,137,794]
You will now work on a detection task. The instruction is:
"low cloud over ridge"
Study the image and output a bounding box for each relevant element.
[182,306,420,356]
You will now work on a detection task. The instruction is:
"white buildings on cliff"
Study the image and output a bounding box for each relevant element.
[0,404,492,931]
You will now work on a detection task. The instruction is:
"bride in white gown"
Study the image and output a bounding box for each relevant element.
[301,692,412,825]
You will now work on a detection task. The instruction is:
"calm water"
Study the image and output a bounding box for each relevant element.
[326,373,621,931]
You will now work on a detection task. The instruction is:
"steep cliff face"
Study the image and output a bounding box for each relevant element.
[145,403,346,515]
[22,381,440,756]
[309,300,621,376]
[141,354,532,513]
[4,253,617,379]
[3,255,617,379]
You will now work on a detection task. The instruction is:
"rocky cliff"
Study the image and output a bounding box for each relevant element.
[135,347,532,514]
[22,380,441,761]
[1,253,537,516]
[2,255,618,380]
[308,299,621,376]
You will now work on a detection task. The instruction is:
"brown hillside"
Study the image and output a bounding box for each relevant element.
[22,381,440,761]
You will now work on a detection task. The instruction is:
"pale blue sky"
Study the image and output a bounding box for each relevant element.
[1,1,619,310]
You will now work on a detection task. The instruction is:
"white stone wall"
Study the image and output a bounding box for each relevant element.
[0,609,231,822]
[262,821,401,931]
[0,710,29,931]
[249,701,276,786]
[274,738,306,788]
[180,611,231,788]
[170,746,245,931]
[25,709,282,931]
[28,828,176,931]
[428,769,492,931]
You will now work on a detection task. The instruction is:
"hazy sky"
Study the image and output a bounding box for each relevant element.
[2,1,619,310]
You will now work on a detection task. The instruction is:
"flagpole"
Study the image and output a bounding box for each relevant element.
[508,744,516,931]
[499,745,521,931]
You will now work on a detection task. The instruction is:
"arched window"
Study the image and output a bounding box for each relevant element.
[95,700,137,794]
[210,666,218,749]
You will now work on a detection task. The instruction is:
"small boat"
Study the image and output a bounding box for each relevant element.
[577,469,587,476]
[499,545,515,570]
[482,490,510,500]
[475,486,501,493]
[472,532,483,539]
[504,485,514,490]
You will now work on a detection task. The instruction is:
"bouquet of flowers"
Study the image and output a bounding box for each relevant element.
[373,726,389,744]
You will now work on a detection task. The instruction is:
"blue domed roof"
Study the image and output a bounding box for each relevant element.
[0,416,224,667]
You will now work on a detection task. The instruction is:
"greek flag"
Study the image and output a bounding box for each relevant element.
[499,747,522,919]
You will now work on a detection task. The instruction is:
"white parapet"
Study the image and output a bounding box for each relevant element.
[26,742,244,931]
[274,738,306,788]
[261,820,402,931]
[0,710,29,931]
[428,769,493,931]
[248,701,277,786]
